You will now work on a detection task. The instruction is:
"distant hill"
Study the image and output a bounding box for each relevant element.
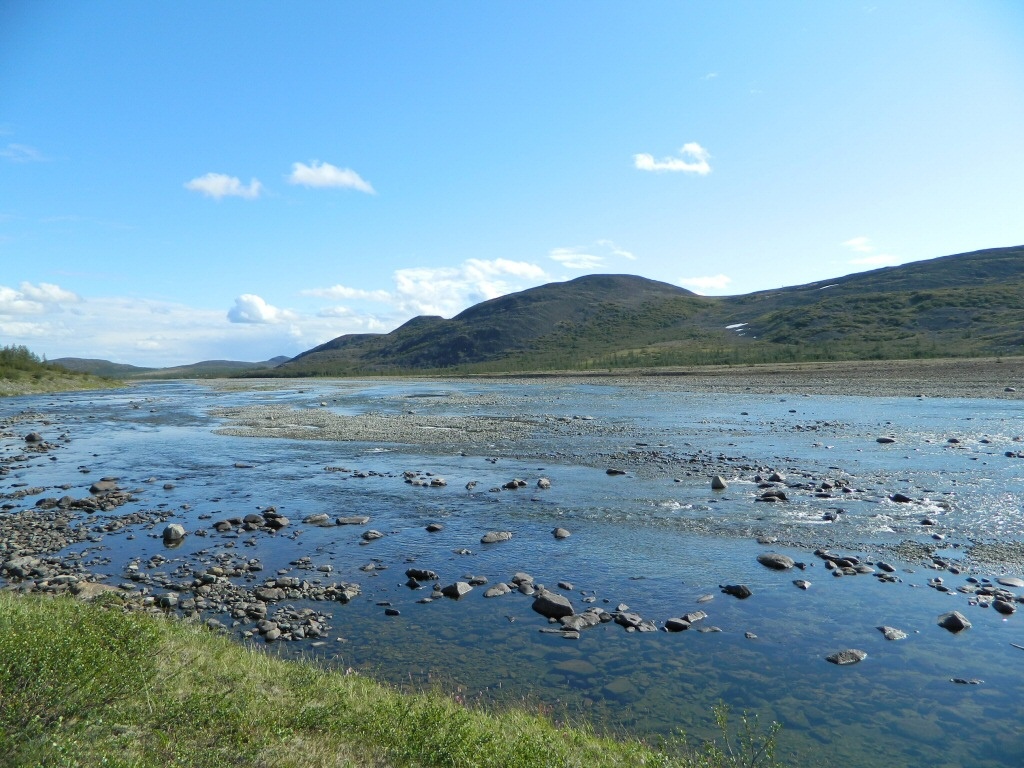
[53,356,290,380]
[269,244,1024,376]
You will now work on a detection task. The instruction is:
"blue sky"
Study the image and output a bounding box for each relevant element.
[2,2,1023,367]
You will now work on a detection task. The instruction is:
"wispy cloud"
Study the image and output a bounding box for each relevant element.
[227,294,295,324]
[841,236,900,266]
[842,236,875,253]
[302,285,392,302]
[634,142,711,174]
[184,173,263,200]
[1,143,47,162]
[678,274,732,293]
[288,161,375,193]
[549,239,636,270]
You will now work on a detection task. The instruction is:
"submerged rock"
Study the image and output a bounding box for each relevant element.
[826,649,867,665]
[721,584,752,599]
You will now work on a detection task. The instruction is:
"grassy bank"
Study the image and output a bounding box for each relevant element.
[0,345,120,397]
[0,593,781,768]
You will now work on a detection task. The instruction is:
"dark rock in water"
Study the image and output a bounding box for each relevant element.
[537,477,552,490]
[425,522,444,532]
[721,584,752,599]
[793,579,812,590]
[615,611,645,629]
[552,527,571,539]
[767,471,786,483]
[993,600,1016,615]
[361,529,384,541]
[24,432,43,443]
[483,583,512,598]
[951,678,984,685]
[759,489,787,502]
[938,611,972,633]
[827,649,867,665]
[996,576,1024,588]
[877,626,908,641]
[405,568,439,582]
[757,553,795,570]
[876,437,897,444]
[680,610,707,624]
[890,493,913,503]
[441,581,472,599]
[533,589,574,619]
[877,561,897,573]
[664,617,691,632]
[162,523,186,543]
[302,513,332,526]
[711,475,728,490]
[90,479,119,494]
[481,530,513,544]
[337,516,371,525]
[384,607,401,616]
[606,468,626,475]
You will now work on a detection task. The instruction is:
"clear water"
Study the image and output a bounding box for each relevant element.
[2,379,1023,767]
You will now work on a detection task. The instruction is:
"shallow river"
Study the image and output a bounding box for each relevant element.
[2,378,1023,767]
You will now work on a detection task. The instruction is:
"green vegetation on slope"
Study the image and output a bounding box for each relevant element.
[0,345,119,397]
[0,593,782,768]
[263,246,1024,378]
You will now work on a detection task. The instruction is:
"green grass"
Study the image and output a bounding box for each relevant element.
[0,593,782,768]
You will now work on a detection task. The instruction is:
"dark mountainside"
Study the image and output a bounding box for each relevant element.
[269,245,1024,376]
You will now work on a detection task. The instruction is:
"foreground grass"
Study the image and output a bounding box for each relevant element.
[0,594,781,768]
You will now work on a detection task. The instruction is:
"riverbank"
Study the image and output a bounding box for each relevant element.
[0,592,775,767]
[0,371,122,397]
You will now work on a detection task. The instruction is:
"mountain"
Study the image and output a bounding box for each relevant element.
[53,356,290,379]
[272,244,1024,376]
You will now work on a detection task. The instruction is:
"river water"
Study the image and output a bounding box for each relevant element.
[2,378,1022,767]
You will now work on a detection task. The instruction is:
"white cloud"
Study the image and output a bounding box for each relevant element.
[288,161,375,193]
[391,258,547,316]
[1,143,47,162]
[0,282,80,315]
[678,274,732,293]
[634,142,711,174]
[184,173,263,200]
[227,294,295,324]
[19,282,80,303]
[850,254,900,266]
[842,236,875,253]
[549,240,637,270]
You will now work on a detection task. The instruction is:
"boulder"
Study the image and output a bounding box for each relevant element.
[937,611,972,633]
[826,649,867,665]
[336,516,371,525]
[552,527,571,539]
[537,477,552,490]
[441,581,472,599]
[757,553,795,570]
[721,584,752,599]
[405,568,439,582]
[162,524,186,543]
[533,589,574,619]
[481,531,513,544]
[711,475,728,490]
[877,626,908,641]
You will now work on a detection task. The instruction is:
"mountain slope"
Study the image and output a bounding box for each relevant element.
[273,245,1024,375]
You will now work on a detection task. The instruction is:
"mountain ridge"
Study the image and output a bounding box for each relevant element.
[272,244,1024,376]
